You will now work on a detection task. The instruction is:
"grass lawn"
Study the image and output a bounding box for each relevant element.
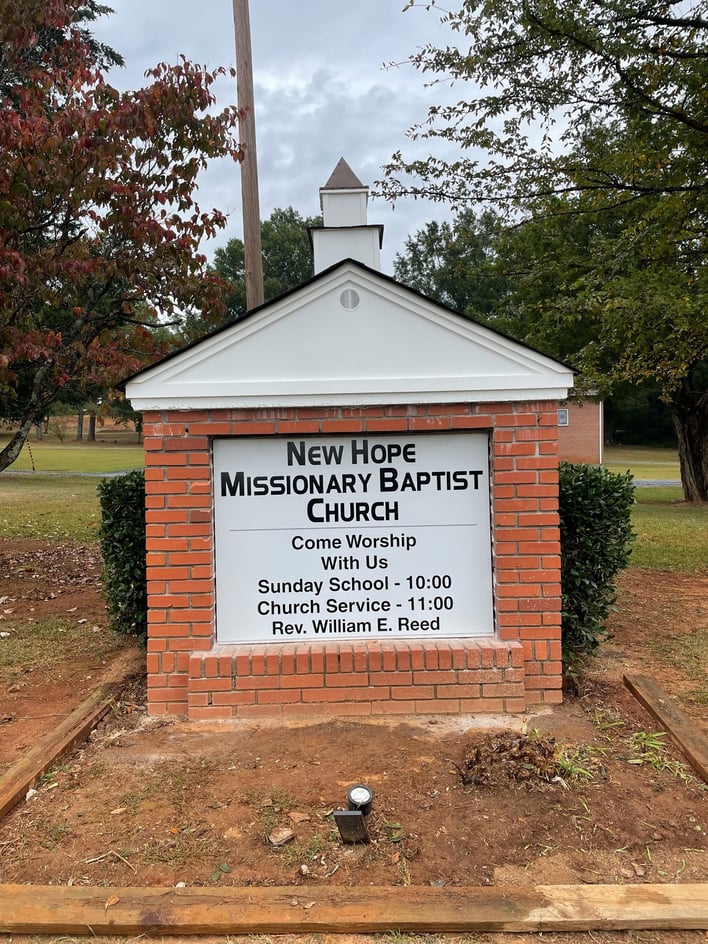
[631,486,707,570]
[1,437,143,474]
[0,615,124,674]
[604,444,680,481]
[0,474,103,541]
[602,448,705,570]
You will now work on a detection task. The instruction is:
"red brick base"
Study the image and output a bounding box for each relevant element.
[143,401,564,719]
[186,638,528,720]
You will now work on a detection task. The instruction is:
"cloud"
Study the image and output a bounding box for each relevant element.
[90,0,462,270]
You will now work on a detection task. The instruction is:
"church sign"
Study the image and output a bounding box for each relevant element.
[125,160,573,718]
[213,432,494,644]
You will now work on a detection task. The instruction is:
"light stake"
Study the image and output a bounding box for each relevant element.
[333,809,370,844]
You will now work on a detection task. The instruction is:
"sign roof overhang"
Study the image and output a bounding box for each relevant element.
[125,260,574,411]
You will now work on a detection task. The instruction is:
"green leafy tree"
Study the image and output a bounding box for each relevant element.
[393,208,509,319]
[212,207,322,324]
[0,0,242,472]
[386,1,706,208]
[381,0,707,501]
[396,203,680,446]
[480,191,645,373]
[604,381,675,447]
[488,186,705,490]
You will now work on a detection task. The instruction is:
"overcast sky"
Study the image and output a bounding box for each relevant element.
[91,1,463,273]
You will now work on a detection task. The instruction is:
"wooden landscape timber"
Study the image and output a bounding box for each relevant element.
[624,674,708,782]
[0,883,706,935]
[0,684,117,820]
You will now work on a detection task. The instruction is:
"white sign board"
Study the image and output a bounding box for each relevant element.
[213,433,494,644]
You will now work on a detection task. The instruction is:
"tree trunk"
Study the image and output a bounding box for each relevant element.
[672,385,708,504]
[76,407,84,440]
[0,363,54,473]
[87,414,96,442]
[0,418,36,472]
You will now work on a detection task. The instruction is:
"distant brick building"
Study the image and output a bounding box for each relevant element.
[557,399,603,464]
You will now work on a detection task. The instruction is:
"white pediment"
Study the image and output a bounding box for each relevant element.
[125,261,573,410]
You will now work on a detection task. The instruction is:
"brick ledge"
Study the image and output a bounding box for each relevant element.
[186,638,527,720]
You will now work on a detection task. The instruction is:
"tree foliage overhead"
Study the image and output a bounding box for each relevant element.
[385,0,706,209]
[0,0,242,471]
[211,207,322,326]
[382,0,707,502]
[0,0,123,97]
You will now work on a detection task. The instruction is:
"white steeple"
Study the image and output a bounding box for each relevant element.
[310,158,383,273]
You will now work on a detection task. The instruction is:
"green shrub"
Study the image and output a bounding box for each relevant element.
[98,470,147,643]
[559,462,635,659]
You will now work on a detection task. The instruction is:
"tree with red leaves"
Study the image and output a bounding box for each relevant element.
[0,0,243,471]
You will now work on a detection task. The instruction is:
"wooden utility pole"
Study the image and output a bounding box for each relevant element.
[233,0,264,309]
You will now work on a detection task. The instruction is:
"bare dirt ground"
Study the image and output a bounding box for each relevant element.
[0,538,706,944]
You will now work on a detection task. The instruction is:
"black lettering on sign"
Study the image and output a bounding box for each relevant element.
[287,441,344,466]
[307,500,399,523]
[350,439,416,464]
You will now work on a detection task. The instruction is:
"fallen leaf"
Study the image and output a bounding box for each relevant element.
[104,895,120,911]
[110,807,127,815]
[288,811,311,824]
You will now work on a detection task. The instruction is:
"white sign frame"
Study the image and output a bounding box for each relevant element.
[213,432,495,644]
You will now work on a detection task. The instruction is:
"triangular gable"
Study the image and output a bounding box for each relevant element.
[125,260,573,410]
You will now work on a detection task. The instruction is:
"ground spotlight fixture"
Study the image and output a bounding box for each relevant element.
[333,783,374,844]
[346,783,374,816]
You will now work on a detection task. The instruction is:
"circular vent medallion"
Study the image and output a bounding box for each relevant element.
[339,288,361,311]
